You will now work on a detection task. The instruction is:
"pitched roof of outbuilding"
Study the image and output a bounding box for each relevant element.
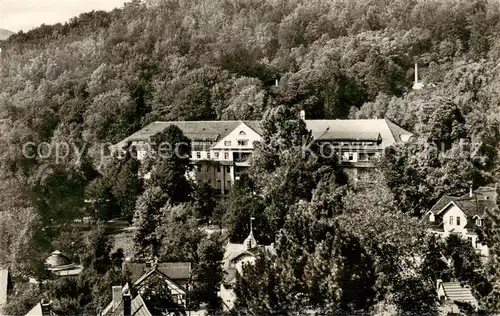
[440,282,478,306]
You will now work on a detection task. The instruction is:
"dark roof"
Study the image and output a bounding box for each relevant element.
[464,220,476,230]
[315,131,381,141]
[111,294,152,316]
[123,262,191,283]
[429,187,498,218]
[116,121,259,146]
[132,266,187,293]
[223,267,237,285]
[304,119,412,147]
[429,196,455,215]
[113,119,412,149]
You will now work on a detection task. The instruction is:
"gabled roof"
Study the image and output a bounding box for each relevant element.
[133,266,188,294]
[0,269,10,306]
[429,187,498,218]
[440,282,478,306]
[110,294,152,316]
[123,262,191,284]
[304,119,412,147]
[114,121,259,148]
[25,302,58,316]
[429,196,455,215]
[101,284,130,316]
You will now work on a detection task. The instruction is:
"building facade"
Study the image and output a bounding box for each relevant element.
[424,186,498,257]
[112,118,413,194]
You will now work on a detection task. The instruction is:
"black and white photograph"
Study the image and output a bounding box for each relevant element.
[1,0,500,315]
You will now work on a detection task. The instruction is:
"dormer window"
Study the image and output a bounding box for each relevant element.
[429,213,435,222]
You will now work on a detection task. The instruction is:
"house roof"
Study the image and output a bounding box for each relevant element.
[25,302,58,316]
[429,187,498,218]
[110,294,152,316]
[132,266,187,294]
[314,131,381,141]
[112,119,412,149]
[123,262,191,284]
[100,284,130,316]
[440,282,478,306]
[429,196,455,215]
[304,119,412,147]
[114,121,260,148]
[223,267,238,285]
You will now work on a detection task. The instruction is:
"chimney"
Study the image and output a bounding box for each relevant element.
[112,286,123,310]
[469,186,473,198]
[123,292,132,316]
[436,279,443,290]
[299,110,305,120]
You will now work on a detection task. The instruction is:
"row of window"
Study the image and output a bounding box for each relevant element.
[224,140,249,147]
[204,179,232,190]
[196,165,231,173]
[195,152,230,159]
[449,216,461,226]
[448,216,482,226]
[318,141,379,147]
[467,236,481,249]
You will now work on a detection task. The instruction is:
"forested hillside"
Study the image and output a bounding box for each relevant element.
[1,0,500,314]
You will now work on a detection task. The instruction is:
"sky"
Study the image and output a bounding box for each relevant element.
[0,0,128,32]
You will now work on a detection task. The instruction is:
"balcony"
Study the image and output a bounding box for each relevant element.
[233,152,252,167]
[342,160,375,168]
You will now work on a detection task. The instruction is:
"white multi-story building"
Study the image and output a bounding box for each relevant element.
[423,186,498,257]
[112,117,413,193]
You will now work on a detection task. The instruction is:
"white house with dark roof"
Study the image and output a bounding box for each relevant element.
[424,186,498,257]
[218,221,275,311]
[112,117,413,193]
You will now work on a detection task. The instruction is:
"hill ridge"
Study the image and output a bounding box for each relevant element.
[0,29,14,41]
